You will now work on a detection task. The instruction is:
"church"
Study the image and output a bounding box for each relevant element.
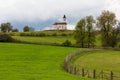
[53,15,67,30]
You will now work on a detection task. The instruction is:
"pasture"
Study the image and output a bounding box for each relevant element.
[12,36,75,44]
[0,43,93,80]
[71,50,120,75]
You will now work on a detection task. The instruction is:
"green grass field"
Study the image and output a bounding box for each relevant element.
[71,50,120,75]
[0,43,94,80]
[12,36,75,44]
[9,30,74,36]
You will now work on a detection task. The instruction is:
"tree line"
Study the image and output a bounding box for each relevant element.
[0,23,34,32]
[74,10,120,48]
[0,10,120,48]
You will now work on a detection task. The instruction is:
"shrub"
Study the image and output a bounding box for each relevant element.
[38,33,46,37]
[0,33,14,42]
[61,33,67,36]
[62,40,72,47]
[52,33,57,36]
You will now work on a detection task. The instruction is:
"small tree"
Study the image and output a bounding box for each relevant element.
[12,28,19,32]
[0,33,14,42]
[0,22,13,32]
[23,26,30,32]
[62,40,72,46]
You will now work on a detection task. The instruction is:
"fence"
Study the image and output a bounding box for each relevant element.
[64,50,120,80]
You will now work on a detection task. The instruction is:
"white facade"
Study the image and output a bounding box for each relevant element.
[53,15,67,30]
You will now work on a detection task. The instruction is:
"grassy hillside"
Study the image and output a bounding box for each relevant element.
[0,43,93,80]
[71,50,120,75]
[9,30,74,36]
[12,36,75,44]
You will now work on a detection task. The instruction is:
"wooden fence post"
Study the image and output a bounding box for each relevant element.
[82,68,84,77]
[87,70,89,78]
[101,70,104,80]
[110,71,113,80]
[93,69,96,79]
[74,67,77,74]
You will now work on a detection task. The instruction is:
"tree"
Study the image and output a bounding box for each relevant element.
[74,16,95,48]
[0,22,13,32]
[23,26,30,32]
[0,33,14,42]
[97,10,117,47]
[86,16,96,47]
[62,40,72,47]
[12,28,19,32]
[74,18,86,47]
[110,21,120,47]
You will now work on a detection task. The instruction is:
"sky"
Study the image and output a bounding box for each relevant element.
[0,0,120,31]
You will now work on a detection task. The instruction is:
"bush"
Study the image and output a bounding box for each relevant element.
[62,40,72,47]
[38,33,46,37]
[52,33,57,36]
[61,33,67,36]
[0,33,14,42]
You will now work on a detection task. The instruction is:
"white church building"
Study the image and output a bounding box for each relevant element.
[53,15,67,30]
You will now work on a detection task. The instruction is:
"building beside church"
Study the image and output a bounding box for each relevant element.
[53,15,67,30]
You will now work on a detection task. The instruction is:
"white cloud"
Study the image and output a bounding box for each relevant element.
[0,0,105,21]
[0,0,120,29]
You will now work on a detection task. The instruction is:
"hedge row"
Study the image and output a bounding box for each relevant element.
[8,32,73,37]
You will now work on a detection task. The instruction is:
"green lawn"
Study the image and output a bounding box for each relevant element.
[72,50,120,75]
[12,36,75,44]
[0,43,93,80]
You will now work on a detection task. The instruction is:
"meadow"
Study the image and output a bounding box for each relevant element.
[12,35,102,47]
[71,50,120,75]
[0,43,94,80]
[12,36,75,44]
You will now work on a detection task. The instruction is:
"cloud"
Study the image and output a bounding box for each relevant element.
[0,0,120,30]
[0,0,105,21]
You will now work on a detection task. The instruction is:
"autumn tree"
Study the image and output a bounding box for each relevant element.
[97,10,117,47]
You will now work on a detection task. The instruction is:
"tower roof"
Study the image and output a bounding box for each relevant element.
[63,15,66,18]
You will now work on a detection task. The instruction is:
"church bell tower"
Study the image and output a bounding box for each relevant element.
[63,15,66,22]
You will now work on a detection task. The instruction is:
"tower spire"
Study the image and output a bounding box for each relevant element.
[63,15,66,22]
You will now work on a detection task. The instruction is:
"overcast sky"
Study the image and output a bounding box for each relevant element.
[0,0,120,30]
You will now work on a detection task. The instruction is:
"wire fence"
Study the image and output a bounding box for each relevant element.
[64,50,120,80]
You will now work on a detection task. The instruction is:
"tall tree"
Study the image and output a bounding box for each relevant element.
[74,16,95,48]
[0,22,13,32]
[110,21,120,47]
[97,10,117,47]
[86,16,95,47]
[74,18,86,47]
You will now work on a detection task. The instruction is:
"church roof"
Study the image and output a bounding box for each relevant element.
[63,15,66,18]
[53,22,67,25]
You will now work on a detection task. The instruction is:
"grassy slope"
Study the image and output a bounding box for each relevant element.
[9,30,74,36]
[72,50,120,75]
[0,43,93,80]
[12,36,75,44]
